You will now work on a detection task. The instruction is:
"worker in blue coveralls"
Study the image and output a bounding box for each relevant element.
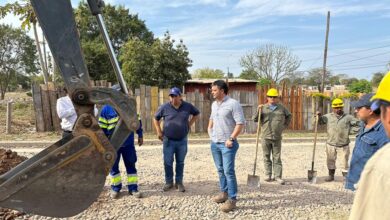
[98,85,143,199]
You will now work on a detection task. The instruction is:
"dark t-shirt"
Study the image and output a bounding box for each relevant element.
[154,101,200,140]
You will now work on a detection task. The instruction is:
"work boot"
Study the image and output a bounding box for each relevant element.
[212,192,228,203]
[264,175,273,182]
[275,178,285,185]
[163,183,174,192]
[325,169,335,182]
[110,190,119,199]
[220,199,237,212]
[175,183,186,192]
[129,190,144,198]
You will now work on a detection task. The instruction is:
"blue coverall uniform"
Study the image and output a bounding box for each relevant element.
[98,105,143,193]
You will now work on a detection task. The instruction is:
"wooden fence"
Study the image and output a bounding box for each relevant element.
[32,82,355,133]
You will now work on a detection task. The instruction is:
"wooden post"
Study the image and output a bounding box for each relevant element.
[32,83,45,132]
[6,101,12,134]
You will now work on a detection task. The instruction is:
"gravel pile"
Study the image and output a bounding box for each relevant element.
[16,140,354,220]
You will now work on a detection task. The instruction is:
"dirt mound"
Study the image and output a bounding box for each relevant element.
[0,148,28,220]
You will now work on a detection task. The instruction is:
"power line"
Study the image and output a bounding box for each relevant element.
[301,43,390,62]
[330,64,387,71]
[327,51,390,67]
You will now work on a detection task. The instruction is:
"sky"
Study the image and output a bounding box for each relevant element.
[1,0,390,80]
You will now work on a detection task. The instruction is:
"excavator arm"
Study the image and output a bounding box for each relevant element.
[0,0,137,217]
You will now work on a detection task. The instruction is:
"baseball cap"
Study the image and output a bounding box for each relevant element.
[351,93,374,108]
[169,87,181,96]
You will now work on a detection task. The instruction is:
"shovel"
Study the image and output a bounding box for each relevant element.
[308,115,319,183]
[247,107,262,187]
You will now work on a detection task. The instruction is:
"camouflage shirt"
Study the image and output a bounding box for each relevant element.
[253,103,292,140]
[318,112,360,147]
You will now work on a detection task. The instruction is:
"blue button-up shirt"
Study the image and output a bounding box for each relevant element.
[345,120,389,191]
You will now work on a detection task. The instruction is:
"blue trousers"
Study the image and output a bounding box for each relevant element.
[211,141,239,200]
[163,136,188,184]
[110,144,138,192]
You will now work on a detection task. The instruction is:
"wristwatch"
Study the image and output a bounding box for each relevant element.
[229,137,236,142]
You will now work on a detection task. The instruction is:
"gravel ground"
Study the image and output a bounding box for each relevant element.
[15,140,354,220]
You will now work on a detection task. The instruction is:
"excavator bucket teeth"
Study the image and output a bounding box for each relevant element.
[0,116,116,217]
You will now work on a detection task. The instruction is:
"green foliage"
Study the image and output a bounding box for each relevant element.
[310,92,331,100]
[120,32,192,89]
[348,79,372,93]
[0,1,36,30]
[75,1,154,80]
[239,69,258,80]
[371,72,385,88]
[258,78,272,86]
[336,93,359,100]
[192,68,225,79]
[0,24,38,99]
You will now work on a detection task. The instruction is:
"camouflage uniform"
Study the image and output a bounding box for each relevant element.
[253,103,292,179]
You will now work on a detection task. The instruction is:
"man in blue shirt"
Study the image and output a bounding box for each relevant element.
[153,87,200,192]
[345,93,389,191]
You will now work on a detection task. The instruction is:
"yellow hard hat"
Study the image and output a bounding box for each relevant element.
[371,72,390,103]
[332,98,344,108]
[267,88,279,97]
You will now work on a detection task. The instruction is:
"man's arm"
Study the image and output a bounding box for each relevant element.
[189,115,200,127]
[153,118,163,141]
[207,119,213,138]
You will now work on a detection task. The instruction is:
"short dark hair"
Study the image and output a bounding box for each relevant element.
[63,87,68,94]
[212,80,229,95]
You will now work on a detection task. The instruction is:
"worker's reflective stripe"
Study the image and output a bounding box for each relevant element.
[107,124,117,130]
[107,117,119,124]
[127,174,138,184]
[98,117,108,124]
[111,174,121,186]
[98,122,108,128]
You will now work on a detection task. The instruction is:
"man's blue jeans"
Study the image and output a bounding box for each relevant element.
[163,136,188,184]
[211,141,239,200]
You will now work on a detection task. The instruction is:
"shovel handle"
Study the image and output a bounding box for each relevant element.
[311,115,319,165]
[253,106,262,176]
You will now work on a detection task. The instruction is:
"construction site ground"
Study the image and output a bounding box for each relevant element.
[0,133,355,220]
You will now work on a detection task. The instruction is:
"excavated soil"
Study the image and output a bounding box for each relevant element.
[0,149,27,220]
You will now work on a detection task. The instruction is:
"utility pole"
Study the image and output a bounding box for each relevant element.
[321,11,330,93]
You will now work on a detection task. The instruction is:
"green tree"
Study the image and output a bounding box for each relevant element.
[239,43,301,82]
[0,0,50,84]
[239,69,258,80]
[348,79,372,93]
[120,32,192,89]
[0,25,38,99]
[371,72,385,88]
[74,1,154,81]
[305,68,332,89]
[192,67,225,79]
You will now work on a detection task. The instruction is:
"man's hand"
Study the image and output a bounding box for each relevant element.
[225,140,234,148]
[316,111,321,116]
[258,104,264,110]
[157,132,163,141]
[138,137,143,146]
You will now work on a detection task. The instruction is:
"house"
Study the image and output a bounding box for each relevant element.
[184,78,258,95]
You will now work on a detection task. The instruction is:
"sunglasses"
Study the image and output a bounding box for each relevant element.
[169,94,178,97]
[267,96,278,99]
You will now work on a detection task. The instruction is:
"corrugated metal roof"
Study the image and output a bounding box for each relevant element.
[186,78,258,83]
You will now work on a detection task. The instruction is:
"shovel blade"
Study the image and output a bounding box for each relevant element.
[247,175,260,187]
[308,170,317,184]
